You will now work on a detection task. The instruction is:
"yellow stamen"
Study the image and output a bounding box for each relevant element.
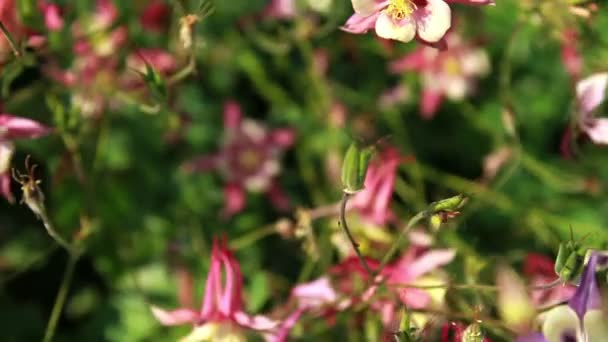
[386,0,416,20]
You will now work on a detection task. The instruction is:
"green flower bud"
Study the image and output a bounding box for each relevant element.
[341,141,374,194]
[462,322,485,342]
[429,194,466,214]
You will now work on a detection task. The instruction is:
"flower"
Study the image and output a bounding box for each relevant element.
[0,114,51,203]
[342,0,494,44]
[152,238,299,342]
[140,0,170,32]
[517,252,608,342]
[183,101,295,216]
[348,146,406,225]
[575,72,608,145]
[390,32,490,118]
[523,253,576,308]
[263,0,297,19]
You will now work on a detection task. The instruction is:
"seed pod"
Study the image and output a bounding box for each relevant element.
[429,194,466,214]
[341,141,374,194]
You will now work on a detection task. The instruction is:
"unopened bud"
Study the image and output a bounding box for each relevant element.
[462,322,485,342]
[341,141,374,194]
[429,194,466,214]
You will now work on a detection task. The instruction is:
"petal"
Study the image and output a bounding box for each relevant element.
[584,118,608,144]
[351,0,379,16]
[375,12,416,43]
[234,311,279,331]
[445,0,495,4]
[150,306,199,325]
[291,277,337,308]
[224,101,243,130]
[584,309,608,341]
[222,183,246,216]
[420,88,443,119]
[414,0,451,43]
[515,333,548,342]
[341,12,380,34]
[0,114,52,140]
[401,249,456,280]
[265,308,306,342]
[541,306,581,342]
[389,48,429,73]
[201,242,222,318]
[398,288,431,308]
[269,128,296,148]
[568,252,602,320]
[0,172,13,203]
[576,73,608,114]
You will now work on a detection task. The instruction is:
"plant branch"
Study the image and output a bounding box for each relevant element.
[340,193,373,278]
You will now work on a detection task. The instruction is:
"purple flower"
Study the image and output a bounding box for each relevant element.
[183,101,295,216]
[517,252,608,342]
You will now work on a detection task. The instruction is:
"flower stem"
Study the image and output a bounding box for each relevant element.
[376,211,428,276]
[340,193,373,278]
[0,20,20,57]
[43,253,78,342]
[229,224,277,251]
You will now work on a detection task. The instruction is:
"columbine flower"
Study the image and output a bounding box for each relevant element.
[342,0,494,44]
[523,253,575,308]
[0,114,51,203]
[183,101,295,216]
[152,238,298,342]
[390,32,490,118]
[574,72,608,145]
[517,252,608,342]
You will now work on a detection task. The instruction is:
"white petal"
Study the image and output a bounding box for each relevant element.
[461,50,491,76]
[585,118,608,144]
[584,310,608,342]
[576,73,608,114]
[415,0,451,43]
[375,12,416,43]
[351,0,378,15]
[444,76,468,100]
[542,306,582,342]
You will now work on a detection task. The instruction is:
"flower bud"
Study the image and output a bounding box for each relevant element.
[462,322,485,342]
[554,241,585,283]
[429,194,466,213]
[341,141,374,194]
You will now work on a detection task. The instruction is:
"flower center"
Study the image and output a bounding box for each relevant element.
[443,56,461,76]
[386,0,416,20]
[239,148,262,171]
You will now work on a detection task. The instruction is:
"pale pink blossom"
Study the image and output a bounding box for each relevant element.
[342,0,493,44]
[152,238,299,342]
[183,101,295,216]
[0,114,52,202]
[390,32,490,118]
[576,72,608,144]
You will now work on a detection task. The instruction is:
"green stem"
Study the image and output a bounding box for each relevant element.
[230,225,277,251]
[43,253,78,342]
[340,193,373,278]
[0,21,20,57]
[377,211,427,275]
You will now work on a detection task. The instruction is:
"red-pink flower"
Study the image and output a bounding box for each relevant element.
[349,146,405,225]
[152,238,299,341]
[140,0,170,32]
[0,114,52,202]
[523,253,575,308]
[390,33,490,118]
[342,0,493,45]
[184,101,295,216]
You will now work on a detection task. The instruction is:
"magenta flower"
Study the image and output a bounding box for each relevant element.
[342,0,493,44]
[0,114,52,202]
[184,101,295,216]
[390,33,490,118]
[523,253,575,308]
[349,146,405,225]
[517,252,608,342]
[575,72,608,145]
[39,1,64,32]
[152,238,298,341]
[263,0,297,19]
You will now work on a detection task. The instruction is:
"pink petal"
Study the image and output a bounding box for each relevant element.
[561,29,581,79]
[224,101,243,130]
[398,288,431,308]
[234,311,279,331]
[140,0,169,31]
[585,118,608,145]
[266,308,306,342]
[341,12,380,34]
[0,172,13,203]
[0,114,52,140]
[222,183,247,216]
[264,0,296,19]
[201,242,221,319]
[269,128,296,148]
[576,73,608,114]
[420,88,443,119]
[218,241,242,316]
[398,248,456,281]
[41,3,64,31]
[292,277,337,308]
[150,306,199,326]
[389,48,428,73]
[445,0,495,4]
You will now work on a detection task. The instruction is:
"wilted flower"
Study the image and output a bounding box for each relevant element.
[342,0,494,45]
[0,114,51,203]
[152,238,299,341]
[517,252,608,342]
[183,101,295,216]
[390,33,490,118]
[575,72,608,145]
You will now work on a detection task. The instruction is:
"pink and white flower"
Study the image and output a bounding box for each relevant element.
[390,33,490,118]
[183,101,295,216]
[342,0,494,44]
[0,114,52,202]
[575,72,608,145]
[152,238,299,342]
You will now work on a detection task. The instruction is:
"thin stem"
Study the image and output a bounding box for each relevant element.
[41,214,73,254]
[376,211,427,276]
[340,193,373,278]
[0,21,20,57]
[389,282,499,292]
[43,253,78,342]
[229,224,277,251]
